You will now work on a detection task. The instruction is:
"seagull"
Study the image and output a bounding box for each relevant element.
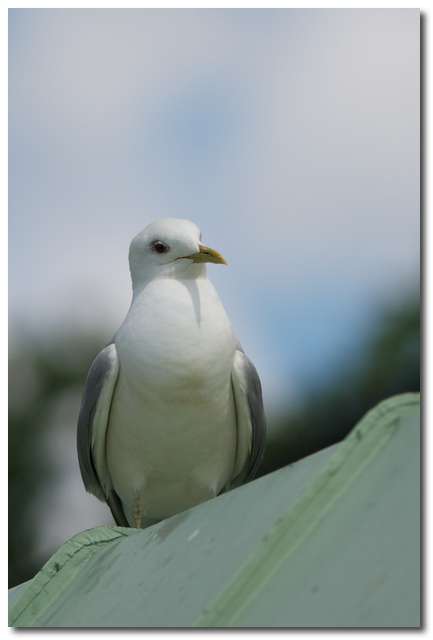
[77,218,266,528]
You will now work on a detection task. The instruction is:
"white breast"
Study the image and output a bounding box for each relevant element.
[106,275,238,523]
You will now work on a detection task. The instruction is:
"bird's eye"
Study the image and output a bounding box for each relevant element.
[151,240,170,254]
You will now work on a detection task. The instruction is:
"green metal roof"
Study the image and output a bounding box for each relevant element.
[9,393,420,628]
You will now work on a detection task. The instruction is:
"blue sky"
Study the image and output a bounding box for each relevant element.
[9,9,419,410]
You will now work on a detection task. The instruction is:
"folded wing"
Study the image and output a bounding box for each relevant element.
[76,343,128,526]
[230,349,267,486]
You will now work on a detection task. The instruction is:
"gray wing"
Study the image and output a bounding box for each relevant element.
[230,349,267,486]
[77,343,128,527]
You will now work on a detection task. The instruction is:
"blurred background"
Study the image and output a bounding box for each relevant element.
[9,9,419,587]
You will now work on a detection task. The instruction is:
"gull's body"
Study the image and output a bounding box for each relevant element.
[77,219,266,527]
[108,275,237,523]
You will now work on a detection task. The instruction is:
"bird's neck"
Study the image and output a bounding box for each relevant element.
[131,263,207,298]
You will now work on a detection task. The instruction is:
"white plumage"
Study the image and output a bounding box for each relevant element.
[77,218,266,528]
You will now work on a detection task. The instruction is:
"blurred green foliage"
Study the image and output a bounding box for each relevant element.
[9,332,109,588]
[8,296,419,588]
[260,296,420,474]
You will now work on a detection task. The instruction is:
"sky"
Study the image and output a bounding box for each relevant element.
[9,9,419,409]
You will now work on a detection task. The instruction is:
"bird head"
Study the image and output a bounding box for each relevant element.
[129,218,227,289]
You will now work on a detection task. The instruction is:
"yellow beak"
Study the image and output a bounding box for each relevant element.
[186,244,227,266]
